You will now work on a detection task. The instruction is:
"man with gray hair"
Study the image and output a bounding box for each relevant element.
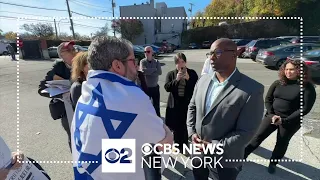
[71,36,173,180]
[140,46,162,117]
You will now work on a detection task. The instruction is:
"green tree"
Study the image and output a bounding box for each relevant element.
[4,31,17,40]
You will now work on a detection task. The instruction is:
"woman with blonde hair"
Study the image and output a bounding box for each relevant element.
[70,51,89,110]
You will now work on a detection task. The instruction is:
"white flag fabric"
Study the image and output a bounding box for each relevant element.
[71,70,166,180]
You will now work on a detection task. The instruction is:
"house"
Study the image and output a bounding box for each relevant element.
[119,0,187,46]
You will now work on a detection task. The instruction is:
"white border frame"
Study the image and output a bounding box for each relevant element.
[16,16,304,164]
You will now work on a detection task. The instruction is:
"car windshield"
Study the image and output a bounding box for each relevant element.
[133,46,141,51]
[304,49,320,56]
[267,44,292,51]
[247,40,256,47]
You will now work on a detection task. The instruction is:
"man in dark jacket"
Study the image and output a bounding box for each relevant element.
[38,41,77,152]
[6,44,16,61]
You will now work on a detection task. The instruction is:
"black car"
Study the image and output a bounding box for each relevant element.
[288,48,320,80]
[243,38,290,60]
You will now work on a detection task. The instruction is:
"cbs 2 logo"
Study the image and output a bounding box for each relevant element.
[105,148,132,164]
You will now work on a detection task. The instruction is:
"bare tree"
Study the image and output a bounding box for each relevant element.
[21,23,54,38]
[93,23,109,38]
[113,19,144,42]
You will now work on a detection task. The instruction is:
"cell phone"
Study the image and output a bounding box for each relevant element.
[180,67,186,73]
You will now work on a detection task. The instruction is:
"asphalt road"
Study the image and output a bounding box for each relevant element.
[0,49,319,179]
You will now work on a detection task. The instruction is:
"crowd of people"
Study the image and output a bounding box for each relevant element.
[0,36,316,180]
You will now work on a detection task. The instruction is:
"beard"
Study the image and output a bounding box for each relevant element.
[124,65,137,81]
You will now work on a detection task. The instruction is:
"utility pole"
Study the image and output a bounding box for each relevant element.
[188,3,194,29]
[54,19,58,39]
[112,0,116,36]
[66,0,76,39]
[188,3,194,17]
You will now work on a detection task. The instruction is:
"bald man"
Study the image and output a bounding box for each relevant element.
[140,46,162,117]
[186,38,264,180]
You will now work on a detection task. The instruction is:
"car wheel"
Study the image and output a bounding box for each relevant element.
[3,51,8,55]
[276,59,285,69]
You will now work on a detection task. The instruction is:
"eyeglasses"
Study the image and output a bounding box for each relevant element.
[125,58,137,65]
[206,49,235,58]
[144,51,151,53]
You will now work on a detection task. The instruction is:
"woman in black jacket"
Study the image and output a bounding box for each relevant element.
[38,41,77,152]
[244,59,316,174]
[164,53,198,152]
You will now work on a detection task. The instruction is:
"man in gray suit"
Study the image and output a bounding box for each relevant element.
[186,38,264,180]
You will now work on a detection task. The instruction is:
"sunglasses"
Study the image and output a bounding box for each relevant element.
[144,51,151,53]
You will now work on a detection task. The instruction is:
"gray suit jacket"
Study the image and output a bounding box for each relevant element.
[186,68,264,168]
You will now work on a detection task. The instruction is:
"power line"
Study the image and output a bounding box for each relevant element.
[0,1,66,12]
[0,10,53,17]
[69,0,112,13]
[0,15,102,29]
[0,1,109,19]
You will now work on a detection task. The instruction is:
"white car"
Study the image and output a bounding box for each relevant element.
[0,42,9,55]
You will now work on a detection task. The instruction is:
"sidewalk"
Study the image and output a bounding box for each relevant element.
[159,102,320,180]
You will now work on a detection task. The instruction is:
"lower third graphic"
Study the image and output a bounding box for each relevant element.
[102,139,136,173]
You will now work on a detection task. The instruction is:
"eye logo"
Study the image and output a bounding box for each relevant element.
[102,139,136,173]
[105,148,132,164]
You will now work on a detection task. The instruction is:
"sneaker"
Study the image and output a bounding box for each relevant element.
[268,163,276,174]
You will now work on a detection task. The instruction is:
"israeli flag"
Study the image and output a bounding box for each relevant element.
[70,70,166,180]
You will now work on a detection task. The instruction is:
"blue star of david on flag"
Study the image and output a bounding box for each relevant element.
[73,82,138,178]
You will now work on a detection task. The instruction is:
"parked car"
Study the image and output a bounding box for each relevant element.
[287,48,320,79]
[233,39,252,57]
[276,36,298,41]
[154,42,171,53]
[243,38,290,60]
[133,45,145,63]
[255,43,320,69]
[74,45,88,52]
[171,43,177,51]
[48,46,59,58]
[290,36,320,44]
[0,42,9,55]
[188,43,199,49]
[202,41,212,49]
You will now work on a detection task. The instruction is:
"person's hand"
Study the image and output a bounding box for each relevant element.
[274,118,282,126]
[53,75,65,80]
[191,134,201,144]
[0,169,9,180]
[176,72,184,81]
[198,140,211,152]
[271,115,281,125]
[11,151,24,169]
[184,70,190,80]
